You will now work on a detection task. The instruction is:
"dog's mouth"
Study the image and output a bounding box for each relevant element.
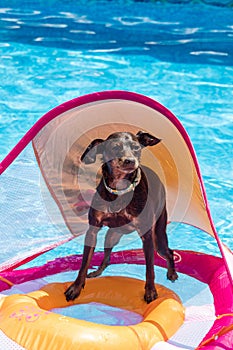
[116,158,139,173]
[102,157,139,176]
[121,166,137,174]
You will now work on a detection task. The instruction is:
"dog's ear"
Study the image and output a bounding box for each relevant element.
[81,138,104,164]
[136,131,161,147]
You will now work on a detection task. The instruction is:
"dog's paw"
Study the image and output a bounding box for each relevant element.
[144,287,158,304]
[167,269,178,282]
[87,265,106,278]
[87,270,101,278]
[64,283,84,302]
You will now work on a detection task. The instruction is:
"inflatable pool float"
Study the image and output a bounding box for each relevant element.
[0,91,232,349]
[0,276,184,350]
[0,249,232,349]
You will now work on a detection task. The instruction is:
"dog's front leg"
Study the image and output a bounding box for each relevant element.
[141,230,158,303]
[65,227,99,302]
[88,229,124,278]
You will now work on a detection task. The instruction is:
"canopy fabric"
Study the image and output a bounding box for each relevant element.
[32,92,216,237]
[0,91,232,285]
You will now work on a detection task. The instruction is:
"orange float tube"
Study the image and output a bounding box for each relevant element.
[0,276,184,350]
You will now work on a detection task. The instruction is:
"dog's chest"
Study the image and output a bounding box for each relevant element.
[101,208,136,229]
[107,195,128,214]
[90,185,147,229]
[102,194,136,227]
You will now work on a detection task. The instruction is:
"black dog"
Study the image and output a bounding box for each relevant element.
[65,131,178,304]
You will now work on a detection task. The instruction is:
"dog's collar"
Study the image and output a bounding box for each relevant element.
[103,168,141,196]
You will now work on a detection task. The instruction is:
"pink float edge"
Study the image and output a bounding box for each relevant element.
[0,249,232,348]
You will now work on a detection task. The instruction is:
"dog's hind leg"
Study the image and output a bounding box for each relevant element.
[87,229,124,278]
[155,207,178,282]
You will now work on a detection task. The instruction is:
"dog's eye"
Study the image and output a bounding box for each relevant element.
[131,144,141,152]
[112,144,123,153]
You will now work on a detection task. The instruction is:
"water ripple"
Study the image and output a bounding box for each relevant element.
[0,3,232,65]
[0,8,41,16]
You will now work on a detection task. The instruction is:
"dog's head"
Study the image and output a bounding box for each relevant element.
[81,131,161,174]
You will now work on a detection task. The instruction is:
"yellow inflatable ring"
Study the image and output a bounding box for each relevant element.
[0,276,184,350]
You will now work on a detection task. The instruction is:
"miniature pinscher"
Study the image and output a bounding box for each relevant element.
[65,131,178,304]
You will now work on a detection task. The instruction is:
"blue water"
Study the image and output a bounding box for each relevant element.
[0,0,233,266]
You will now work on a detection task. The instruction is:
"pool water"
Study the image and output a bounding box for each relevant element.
[0,0,233,264]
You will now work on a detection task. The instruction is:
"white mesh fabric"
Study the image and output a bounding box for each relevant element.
[0,145,72,271]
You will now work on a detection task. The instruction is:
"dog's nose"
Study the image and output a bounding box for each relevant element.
[123,159,135,166]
